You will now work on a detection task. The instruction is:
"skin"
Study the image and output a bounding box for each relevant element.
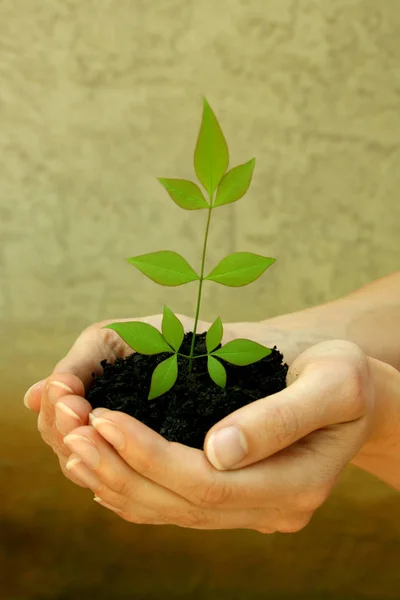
[24,272,400,532]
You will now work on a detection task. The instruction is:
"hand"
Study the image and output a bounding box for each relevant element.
[24,315,212,488]
[26,323,380,531]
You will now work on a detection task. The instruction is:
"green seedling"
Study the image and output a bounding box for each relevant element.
[105,99,275,400]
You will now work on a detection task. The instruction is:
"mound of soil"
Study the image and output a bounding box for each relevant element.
[87,332,288,449]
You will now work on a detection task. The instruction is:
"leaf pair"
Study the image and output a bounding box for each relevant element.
[158,158,255,211]
[206,324,272,388]
[105,307,184,400]
[202,316,272,388]
[127,251,275,287]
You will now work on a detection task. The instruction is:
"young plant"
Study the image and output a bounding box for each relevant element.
[105,99,275,400]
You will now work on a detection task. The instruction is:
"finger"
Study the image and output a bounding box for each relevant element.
[64,425,187,503]
[204,339,371,470]
[54,395,93,435]
[23,380,46,413]
[59,454,95,489]
[40,374,85,419]
[37,374,86,456]
[88,408,292,509]
[63,426,283,530]
[64,425,206,525]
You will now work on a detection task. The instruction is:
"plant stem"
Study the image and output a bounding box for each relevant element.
[178,352,208,359]
[188,199,213,373]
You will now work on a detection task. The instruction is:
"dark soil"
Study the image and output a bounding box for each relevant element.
[87,332,288,449]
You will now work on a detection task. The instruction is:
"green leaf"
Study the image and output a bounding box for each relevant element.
[194,98,229,197]
[158,178,209,210]
[162,306,184,351]
[212,339,272,366]
[206,316,223,353]
[104,321,172,354]
[127,251,200,286]
[205,252,275,287]
[214,158,256,208]
[148,354,178,400]
[207,356,227,388]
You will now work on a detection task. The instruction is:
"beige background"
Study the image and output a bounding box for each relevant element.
[1,1,399,599]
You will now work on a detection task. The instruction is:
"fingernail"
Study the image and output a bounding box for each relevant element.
[66,456,82,469]
[90,416,125,451]
[66,457,101,489]
[64,434,100,469]
[206,427,248,470]
[55,402,82,435]
[23,382,41,409]
[90,407,108,418]
[93,496,122,512]
[48,381,74,404]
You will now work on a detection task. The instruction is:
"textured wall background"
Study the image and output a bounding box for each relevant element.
[1,1,399,599]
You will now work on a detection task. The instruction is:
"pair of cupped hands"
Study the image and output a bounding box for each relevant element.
[24,315,380,533]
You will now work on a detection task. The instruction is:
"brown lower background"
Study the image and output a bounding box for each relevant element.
[1,0,400,598]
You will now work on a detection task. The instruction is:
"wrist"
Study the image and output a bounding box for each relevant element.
[351,357,400,490]
[356,358,400,451]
